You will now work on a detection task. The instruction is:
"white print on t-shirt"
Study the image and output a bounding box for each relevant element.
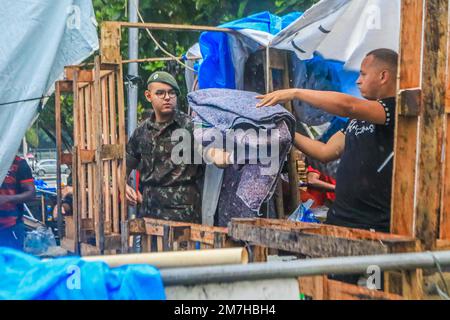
[346,120,375,137]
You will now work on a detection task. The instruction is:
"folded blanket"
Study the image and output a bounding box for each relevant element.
[188,88,296,226]
[188,88,296,135]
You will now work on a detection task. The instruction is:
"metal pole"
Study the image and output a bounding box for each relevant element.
[128,0,140,251]
[127,0,139,209]
[160,250,450,286]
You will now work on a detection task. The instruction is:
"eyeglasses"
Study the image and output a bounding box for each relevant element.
[154,89,178,99]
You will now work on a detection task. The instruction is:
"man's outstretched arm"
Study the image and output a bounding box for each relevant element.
[294,131,345,164]
[256,89,387,125]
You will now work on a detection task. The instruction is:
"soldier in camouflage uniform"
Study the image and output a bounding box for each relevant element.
[126,71,203,223]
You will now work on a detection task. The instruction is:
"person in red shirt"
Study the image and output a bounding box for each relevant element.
[301,166,336,208]
[0,156,35,250]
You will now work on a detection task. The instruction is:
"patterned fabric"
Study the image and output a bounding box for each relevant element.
[188,88,296,135]
[0,156,34,229]
[216,121,292,226]
[188,89,295,227]
[126,110,203,223]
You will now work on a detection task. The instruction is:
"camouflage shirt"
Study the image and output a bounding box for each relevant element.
[126,109,203,223]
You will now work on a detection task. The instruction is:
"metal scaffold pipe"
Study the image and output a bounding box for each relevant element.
[160,250,450,286]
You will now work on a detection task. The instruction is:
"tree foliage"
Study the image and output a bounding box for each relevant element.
[32,0,319,147]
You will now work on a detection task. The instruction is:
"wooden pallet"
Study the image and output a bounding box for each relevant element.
[127,218,261,258]
[55,57,127,255]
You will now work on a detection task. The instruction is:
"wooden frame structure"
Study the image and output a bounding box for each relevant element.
[55,57,128,255]
[100,21,300,218]
[52,0,450,298]
[391,0,450,252]
[129,218,236,251]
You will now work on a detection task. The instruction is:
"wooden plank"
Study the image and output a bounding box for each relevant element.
[141,235,152,253]
[55,81,64,240]
[109,72,120,234]
[170,226,191,244]
[61,238,76,253]
[94,56,105,253]
[100,22,122,64]
[86,86,94,221]
[299,276,327,300]
[79,86,88,220]
[101,76,111,234]
[157,236,163,252]
[122,56,200,64]
[66,68,93,82]
[230,223,391,258]
[80,243,101,256]
[128,218,146,234]
[72,72,81,255]
[391,0,423,237]
[100,144,124,160]
[282,50,300,213]
[232,218,414,242]
[436,239,450,249]
[118,21,234,33]
[104,234,122,250]
[414,0,448,250]
[71,146,80,255]
[58,80,73,93]
[441,8,450,241]
[441,116,450,240]
[79,149,95,163]
[145,225,165,237]
[117,63,128,253]
[326,279,403,300]
[252,246,268,262]
[398,88,422,116]
[81,218,94,230]
[301,276,403,300]
[64,216,75,240]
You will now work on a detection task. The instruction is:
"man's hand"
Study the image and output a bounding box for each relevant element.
[205,148,232,169]
[126,185,143,207]
[256,89,299,108]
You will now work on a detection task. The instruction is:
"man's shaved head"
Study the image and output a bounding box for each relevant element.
[366,48,398,73]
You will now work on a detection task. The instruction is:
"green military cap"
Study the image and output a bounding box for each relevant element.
[147,71,180,93]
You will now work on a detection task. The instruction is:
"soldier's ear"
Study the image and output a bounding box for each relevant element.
[144,90,152,103]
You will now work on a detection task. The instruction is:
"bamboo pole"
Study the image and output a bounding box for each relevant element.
[118,21,234,33]
[83,248,248,268]
[122,56,201,64]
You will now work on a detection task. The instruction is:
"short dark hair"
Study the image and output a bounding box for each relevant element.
[366,48,399,70]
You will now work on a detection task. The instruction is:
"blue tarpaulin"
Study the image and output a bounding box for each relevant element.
[0,248,166,300]
[198,11,302,90]
[195,10,359,128]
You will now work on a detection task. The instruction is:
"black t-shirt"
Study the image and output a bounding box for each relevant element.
[326,97,396,232]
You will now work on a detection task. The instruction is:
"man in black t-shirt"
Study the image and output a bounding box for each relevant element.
[257,48,398,233]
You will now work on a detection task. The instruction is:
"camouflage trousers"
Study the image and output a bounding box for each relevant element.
[139,184,201,224]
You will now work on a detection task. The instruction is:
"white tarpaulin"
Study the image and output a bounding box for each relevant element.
[270,0,400,71]
[0,0,98,184]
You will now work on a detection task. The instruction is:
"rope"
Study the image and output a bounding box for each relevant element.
[132,3,196,72]
[0,95,50,107]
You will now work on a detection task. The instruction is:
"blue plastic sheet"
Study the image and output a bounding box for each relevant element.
[0,248,166,300]
[198,11,302,90]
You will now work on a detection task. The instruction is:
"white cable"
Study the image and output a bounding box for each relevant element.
[134,7,196,72]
